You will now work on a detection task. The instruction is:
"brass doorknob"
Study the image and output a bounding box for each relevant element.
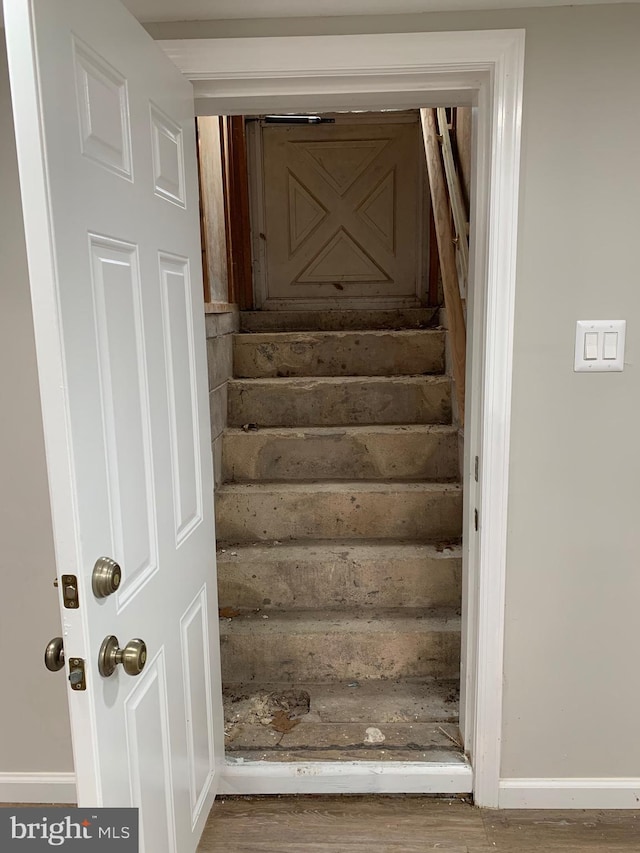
[44,637,65,672]
[98,635,147,677]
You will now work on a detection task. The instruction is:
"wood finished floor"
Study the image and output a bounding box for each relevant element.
[197,795,640,852]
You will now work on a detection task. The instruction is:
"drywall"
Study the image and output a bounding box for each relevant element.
[0,36,74,774]
[498,3,640,780]
[147,4,640,781]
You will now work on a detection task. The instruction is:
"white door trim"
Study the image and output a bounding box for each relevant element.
[222,761,472,796]
[160,29,525,808]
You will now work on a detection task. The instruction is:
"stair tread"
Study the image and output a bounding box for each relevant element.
[223,423,457,436]
[217,481,461,494]
[226,721,463,755]
[219,607,461,634]
[235,329,444,340]
[229,374,448,386]
[239,308,439,333]
[217,540,461,560]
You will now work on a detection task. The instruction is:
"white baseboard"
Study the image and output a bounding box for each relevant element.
[499,778,640,809]
[0,773,76,804]
[221,760,473,796]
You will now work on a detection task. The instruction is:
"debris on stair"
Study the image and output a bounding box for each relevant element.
[219,606,241,619]
[269,710,299,733]
[364,726,386,744]
[223,687,311,742]
[269,688,311,718]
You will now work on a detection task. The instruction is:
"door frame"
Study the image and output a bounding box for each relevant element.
[161,28,525,808]
[245,111,429,310]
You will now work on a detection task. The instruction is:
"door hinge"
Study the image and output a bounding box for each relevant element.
[474,455,479,482]
[68,658,86,691]
[474,508,479,531]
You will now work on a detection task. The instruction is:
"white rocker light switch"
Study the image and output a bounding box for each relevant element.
[583,332,598,360]
[574,320,626,372]
[603,331,618,360]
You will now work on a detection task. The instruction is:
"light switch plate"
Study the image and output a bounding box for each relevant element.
[574,320,626,372]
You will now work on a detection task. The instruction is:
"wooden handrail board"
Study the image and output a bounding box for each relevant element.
[437,107,469,299]
[420,108,466,425]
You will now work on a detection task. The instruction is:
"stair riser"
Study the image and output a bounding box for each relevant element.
[215,486,462,542]
[220,628,460,682]
[222,428,459,481]
[217,553,462,610]
[240,308,438,333]
[233,331,445,378]
[227,378,451,427]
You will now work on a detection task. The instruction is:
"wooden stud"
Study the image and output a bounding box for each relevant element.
[420,108,466,425]
[196,117,229,304]
[427,199,440,307]
[437,107,469,299]
[221,116,254,310]
[454,106,472,213]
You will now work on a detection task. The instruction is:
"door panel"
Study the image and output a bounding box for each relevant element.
[159,252,203,544]
[5,1,223,850]
[257,116,426,309]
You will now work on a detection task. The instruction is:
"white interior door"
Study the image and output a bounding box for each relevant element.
[5,1,224,849]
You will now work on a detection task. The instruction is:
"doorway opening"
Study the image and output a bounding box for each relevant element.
[167,24,524,803]
[198,106,472,772]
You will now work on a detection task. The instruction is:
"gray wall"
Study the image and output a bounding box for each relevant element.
[0,35,74,774]
[147,4,640,781]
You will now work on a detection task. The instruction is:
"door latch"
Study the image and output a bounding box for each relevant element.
[57,574,79,609]
[68,657,86,691]
[44,641,86,691]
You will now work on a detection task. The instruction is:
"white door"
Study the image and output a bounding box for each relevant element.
[253,114,427,310]
[5,1,224,849]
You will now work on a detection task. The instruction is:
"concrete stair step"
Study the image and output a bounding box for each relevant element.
[239,308,439,333]
[223,678,460,724]
[219,608,461,682]
[233,329,445,378]
[222,424,459,482]
[217,541,461,610]
[215,481,462,542]
[223,679,462,762]
[227,375,451,428]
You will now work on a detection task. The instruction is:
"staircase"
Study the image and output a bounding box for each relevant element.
[215,308,464,762]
